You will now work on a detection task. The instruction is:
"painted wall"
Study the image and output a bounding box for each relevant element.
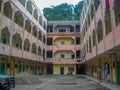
[54,51,74,58]
[54,38,74,45]
[53,64,76,75]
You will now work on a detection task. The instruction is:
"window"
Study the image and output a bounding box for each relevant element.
[59,29,66,32]
[71,54,75,58]
[71,40,75,45]
[0,0,2,11]
[70,27,74,32]
[2,37,7,44]
[76,37,80,44]
[76,50,81,58]
[16,43,19,48]
[7,63,11,68]
[61,41,65,45]
[47,38,53,45]
[89,36,92,52]
[47,51,52,58]
[113,0,120,26]
[92,30,96,46]
[97,20,103,43]
[61,54,64,58]
[76,25,80,32]
[15,64,18,68]
[91,5,94,20]
[104,10,112,35]
[18,0,26,6]
[94,0,100,10]
[105,0,110,10]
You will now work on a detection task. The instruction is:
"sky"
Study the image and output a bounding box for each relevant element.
[34,0,82,13]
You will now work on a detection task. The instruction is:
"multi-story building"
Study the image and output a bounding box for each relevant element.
[0,0,47,75]
[46,21,83,75]
[80,0,120,85]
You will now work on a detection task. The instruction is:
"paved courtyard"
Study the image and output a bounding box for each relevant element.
[12,75,111,90]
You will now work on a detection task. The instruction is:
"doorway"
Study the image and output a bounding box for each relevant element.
[117,61,120,85]
[0,63,5,74]
[46,64,53,74]
[60,67,64,75]
[76,64,86,74]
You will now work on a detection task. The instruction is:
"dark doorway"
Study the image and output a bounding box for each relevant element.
[117,61,120,85]
[60,67,64,75]
[76,64,86,74]
[46,64,53,74]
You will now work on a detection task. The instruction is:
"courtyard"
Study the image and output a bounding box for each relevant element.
[12,75,111,90]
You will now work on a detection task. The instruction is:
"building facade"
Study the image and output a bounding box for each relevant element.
[0,0,47,75]
[46,21,82,75]
[80,0,120,85]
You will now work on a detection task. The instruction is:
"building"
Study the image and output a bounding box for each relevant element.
[46,21,83,75]
[0,0,47,75]
[80,0,120,85]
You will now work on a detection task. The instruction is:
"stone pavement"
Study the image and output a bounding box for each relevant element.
[12,75,113,90]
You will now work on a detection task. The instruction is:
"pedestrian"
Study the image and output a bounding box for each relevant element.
[97,66,101,81]
[104,67,108,82]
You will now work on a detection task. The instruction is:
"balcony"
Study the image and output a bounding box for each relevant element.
[53,58,81,64]
[45,58,53,63]
[76,45,81,50]
[11,47,23,58]
[23,51,32,60]
[46,46,53,50]
[53,44,75,53]
[0,43,10,55]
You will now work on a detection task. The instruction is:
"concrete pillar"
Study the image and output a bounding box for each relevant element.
[36,29,39,56]
[9,3,16,55]
[30,24,33,53]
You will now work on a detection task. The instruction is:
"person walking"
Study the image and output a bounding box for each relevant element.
[104,67,109,82]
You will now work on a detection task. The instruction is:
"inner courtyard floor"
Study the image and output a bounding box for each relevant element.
[12,75,112,90]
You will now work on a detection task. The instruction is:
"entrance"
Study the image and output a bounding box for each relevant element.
[76,64,86,74]
[46,64,53,74]
[19,65,23,73]
[0,63,5,74]
[117,61,120,85]
[60,67,64,75]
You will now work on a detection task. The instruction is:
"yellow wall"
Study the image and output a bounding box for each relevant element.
[54,51,74,58]
[53,64,76,75]
[54,38,74,45]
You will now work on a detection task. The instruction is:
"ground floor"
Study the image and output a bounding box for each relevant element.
[53,64,76,75]
[12,75,114,90]
[0,55,45,75]
[85,52,120,85]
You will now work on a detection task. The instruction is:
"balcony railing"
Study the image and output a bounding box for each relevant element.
[0,43,10,55]
[53,58,81,64]
[53,44,75,53]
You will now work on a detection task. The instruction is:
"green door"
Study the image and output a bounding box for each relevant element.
[23,65,25,72]
[0,63,5,74]
[19,65,22,73]
[117,61,120,85]
[32,66,34,75]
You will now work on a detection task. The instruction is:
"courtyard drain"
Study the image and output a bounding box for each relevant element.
[57,82,78,85]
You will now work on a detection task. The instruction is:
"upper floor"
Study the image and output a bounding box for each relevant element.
[80,0,120,62]
[47,20,80,33]
[0,0,47,62]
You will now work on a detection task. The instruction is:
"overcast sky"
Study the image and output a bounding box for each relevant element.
[34,0,82,13]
